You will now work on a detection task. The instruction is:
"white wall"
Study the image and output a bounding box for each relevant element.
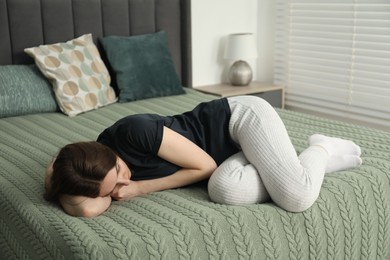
[191,0,275,87]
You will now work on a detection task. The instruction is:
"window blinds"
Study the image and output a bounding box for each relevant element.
[274,0,390,129]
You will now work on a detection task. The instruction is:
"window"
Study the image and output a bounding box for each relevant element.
[274,0,390,129]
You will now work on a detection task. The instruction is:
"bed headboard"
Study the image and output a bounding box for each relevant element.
[0,0,192,87]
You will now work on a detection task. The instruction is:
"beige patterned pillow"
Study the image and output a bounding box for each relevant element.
[25,34,117,116]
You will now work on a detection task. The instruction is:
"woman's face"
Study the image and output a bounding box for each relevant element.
[99,157,131,197]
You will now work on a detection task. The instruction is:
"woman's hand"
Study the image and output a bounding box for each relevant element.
[111,180,141,201]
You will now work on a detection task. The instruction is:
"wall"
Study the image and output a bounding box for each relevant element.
[191,0,275,87]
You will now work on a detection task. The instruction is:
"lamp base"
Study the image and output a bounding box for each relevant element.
[228,60,253,86]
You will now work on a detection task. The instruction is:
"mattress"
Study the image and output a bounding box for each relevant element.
[1,89,389,259]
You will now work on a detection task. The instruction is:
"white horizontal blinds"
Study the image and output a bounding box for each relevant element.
[274,0,390,128]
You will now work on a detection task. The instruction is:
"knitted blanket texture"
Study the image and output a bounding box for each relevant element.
[0,89,389,260]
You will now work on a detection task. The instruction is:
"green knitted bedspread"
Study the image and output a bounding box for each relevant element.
[1,89,389,260]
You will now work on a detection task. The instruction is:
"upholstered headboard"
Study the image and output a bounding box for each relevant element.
[0,0,192,87]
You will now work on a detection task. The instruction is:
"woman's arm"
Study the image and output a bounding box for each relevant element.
[112,126,217,200]
[59,195,112,218]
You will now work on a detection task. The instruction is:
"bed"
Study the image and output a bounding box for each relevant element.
[1,0,389,259]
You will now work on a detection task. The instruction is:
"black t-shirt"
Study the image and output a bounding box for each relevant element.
[97,98,239,180]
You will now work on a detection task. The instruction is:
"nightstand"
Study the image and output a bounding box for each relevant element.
[195,81,285,108]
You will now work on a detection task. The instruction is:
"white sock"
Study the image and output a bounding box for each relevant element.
[309,134,361,157]
[325,155,362,173]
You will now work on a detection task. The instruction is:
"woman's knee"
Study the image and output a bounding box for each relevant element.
[207,152,270,205]
[273,186,319,212]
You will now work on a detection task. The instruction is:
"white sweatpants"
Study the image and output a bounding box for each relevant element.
[208,96,328,212]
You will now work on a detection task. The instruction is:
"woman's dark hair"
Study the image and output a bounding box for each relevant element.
[44,141,117,202]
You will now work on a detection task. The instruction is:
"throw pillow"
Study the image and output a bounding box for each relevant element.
[99,31,184,102]
[0,65,58,118]
[25,34,117,116]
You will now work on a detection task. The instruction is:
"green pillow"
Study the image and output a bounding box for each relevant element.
[0,65,58,118]
[100,31,185,102]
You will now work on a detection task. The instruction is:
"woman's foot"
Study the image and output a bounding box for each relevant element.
[309,134,361,157]
[325,154,362,173]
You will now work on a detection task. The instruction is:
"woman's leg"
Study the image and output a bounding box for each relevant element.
[208,151,270,205]
[220,96,360,212]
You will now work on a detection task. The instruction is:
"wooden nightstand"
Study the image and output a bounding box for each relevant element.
[195,81,285,108]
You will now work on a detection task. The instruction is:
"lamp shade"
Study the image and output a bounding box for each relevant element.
[224,33,258,60]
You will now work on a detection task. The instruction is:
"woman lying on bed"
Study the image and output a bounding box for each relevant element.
[44,96,362,217]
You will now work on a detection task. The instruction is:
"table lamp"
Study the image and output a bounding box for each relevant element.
[224,33,258,86]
